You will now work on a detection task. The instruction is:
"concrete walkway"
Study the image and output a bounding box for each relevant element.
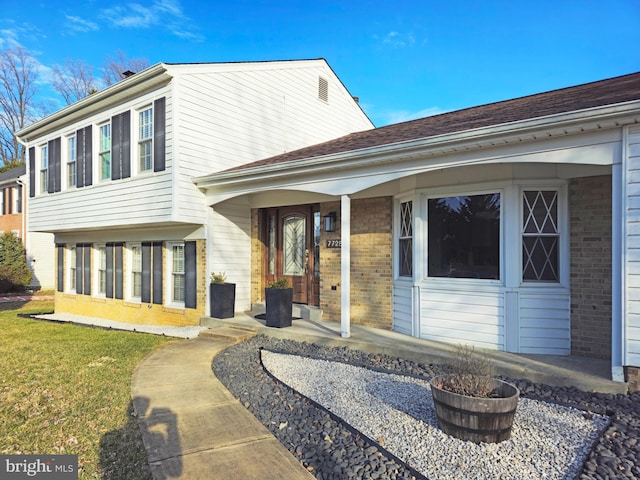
[131,327,315,480]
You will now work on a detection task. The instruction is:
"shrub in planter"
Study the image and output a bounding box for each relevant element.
[209,272,235,319]
[430,344,519,443]
[265,278,292,328]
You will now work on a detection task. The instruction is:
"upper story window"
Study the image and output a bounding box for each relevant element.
[67,135,76,189]
[99,123,111,181]
[138,106,153,172]
[427,193,501,280]
[40,145,48,193]
[522,190,559,282]
[14,185,21,213]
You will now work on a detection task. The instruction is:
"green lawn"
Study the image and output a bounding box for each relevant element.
[0,300,174,479]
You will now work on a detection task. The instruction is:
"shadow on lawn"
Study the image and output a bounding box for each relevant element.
[99,398,182,480]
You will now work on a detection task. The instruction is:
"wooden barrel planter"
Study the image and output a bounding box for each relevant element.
[430,375,519,443]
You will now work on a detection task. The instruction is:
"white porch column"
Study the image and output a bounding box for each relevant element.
[611,161,625,382]
[341,194,351,338]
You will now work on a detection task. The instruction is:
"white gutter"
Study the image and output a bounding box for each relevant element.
[194,99,640,190]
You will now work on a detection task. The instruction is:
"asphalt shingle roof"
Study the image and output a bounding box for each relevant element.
[227,72,640,172]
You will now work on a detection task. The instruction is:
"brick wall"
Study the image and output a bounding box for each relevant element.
[625,366,640,392]
[569,175,612,359]
[250,209,262,304]
[320,197,393,329]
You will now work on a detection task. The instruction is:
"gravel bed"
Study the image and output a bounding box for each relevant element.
[212,335,640,480]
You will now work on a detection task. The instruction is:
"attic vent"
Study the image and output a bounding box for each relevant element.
[318,76,329,102]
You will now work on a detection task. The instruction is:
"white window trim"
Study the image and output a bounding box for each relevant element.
[518,182,569,288]
[93,244,107,298]
[165,241,185,309]
[67,245,77,293]
[98,121,111,182]
[39,144,48,194]
[127,242,142,302]
[422,185,505,286]
[66,133,77,190]
[137,105,153,175]
[393,193,416,283]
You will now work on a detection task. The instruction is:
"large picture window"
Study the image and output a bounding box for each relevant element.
[428,193,500,279]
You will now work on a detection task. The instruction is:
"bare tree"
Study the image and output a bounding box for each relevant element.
[0,46,44,169]
[51,58,98,105]
[102,50,150,86]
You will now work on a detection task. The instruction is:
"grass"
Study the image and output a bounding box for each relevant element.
[0,300,175,479]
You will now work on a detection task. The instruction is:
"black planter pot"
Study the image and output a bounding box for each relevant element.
[430,375,519,444]
[210,283,236,319]
[265,287,293,328]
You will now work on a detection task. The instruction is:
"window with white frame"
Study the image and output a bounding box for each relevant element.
[40,144,48,193]
[15,185,21,213]
[130,244,142,299]
[522,190,560,282]
[398,200,413,277]
[99,123,111,181]
[68,246,77,292]
[168,243,185,304]
[95,244,107,296]
[67,135,76,188]
[427,193,501,280]
[138,106,153,172]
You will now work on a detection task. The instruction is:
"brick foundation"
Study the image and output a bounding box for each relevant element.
[625,366,640,392]
[569,175,612,359]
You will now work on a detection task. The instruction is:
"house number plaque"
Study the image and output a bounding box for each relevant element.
[326,239,342,248]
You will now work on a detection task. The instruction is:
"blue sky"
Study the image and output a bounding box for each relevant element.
[1,0,639,126]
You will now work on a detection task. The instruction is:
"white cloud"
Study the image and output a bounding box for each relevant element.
[100,0,203,41]
[65,15,99,33]
[374,30,417,48]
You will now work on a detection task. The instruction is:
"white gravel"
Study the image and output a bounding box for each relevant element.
[261,350,610,480]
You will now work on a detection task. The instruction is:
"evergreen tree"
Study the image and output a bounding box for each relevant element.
[0,232,32,293]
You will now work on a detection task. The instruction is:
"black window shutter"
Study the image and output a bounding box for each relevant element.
[29,147,35,197]
[76,128,85,187]
[111,114,121,180]
[83,126,93,186]
[1,189,6,215]
[141,242,151,303]
[184,241,197,309]
[115,243,123,299]
[106,243,114,298]
[83,243,91,295]
[47,139,55,193]
[53,137,61,192]
[153,97,166,172]
[121,111,131,178]
[7,187,12,214]
[76,245,83,294]
[152,242,163,304]
[57,245,64,292]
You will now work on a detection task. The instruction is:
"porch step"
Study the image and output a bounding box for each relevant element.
[251,303,323,322]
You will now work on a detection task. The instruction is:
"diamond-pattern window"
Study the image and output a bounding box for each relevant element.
[399,201,413,277]
[522,191,559,282]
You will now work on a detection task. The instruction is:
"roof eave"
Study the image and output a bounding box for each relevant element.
[16,63,170,141]
[194,99,640,190]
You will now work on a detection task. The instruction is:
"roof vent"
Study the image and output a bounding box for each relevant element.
[318,76,328,102]
[122,70,135,78]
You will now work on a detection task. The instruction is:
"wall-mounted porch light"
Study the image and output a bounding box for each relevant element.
[324,211,337,232]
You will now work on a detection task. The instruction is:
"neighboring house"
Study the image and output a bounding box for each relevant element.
[195,72,640,386]
[15,59,373,326]
[0,164,54,290]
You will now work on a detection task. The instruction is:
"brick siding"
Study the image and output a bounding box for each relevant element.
[569,175,612,359]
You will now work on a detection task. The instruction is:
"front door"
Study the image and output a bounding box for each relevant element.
[263,205,320,305]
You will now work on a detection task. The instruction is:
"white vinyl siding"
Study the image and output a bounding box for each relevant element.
[624,125,640,366]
